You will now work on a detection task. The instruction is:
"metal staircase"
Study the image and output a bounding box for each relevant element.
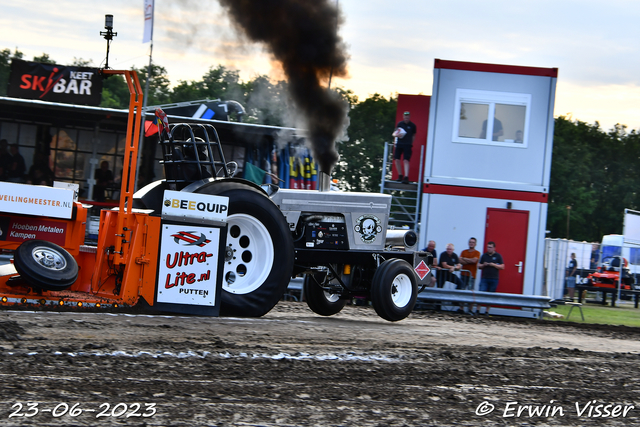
[380,142,424,232]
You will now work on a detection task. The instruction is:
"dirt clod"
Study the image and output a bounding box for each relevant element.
[0,320,25,341]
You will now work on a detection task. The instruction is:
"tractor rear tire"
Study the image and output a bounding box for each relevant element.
[371,259,417,321]
[14,240,78,291]
[196,181,294,317]
[303,273,347,316]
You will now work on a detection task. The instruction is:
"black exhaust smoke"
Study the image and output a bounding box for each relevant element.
[217,0,349,175]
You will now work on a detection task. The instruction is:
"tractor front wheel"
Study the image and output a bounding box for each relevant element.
[371,259,417,321]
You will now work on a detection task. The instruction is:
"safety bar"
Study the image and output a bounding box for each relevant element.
[417,287,551,309]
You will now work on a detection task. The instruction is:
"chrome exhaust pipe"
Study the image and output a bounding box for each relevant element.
[318,171,331,192]
[385,229,418,248]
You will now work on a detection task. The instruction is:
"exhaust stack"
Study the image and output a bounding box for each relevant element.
[318,171,332,192]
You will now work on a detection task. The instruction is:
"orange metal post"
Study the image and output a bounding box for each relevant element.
[101,70,144,266]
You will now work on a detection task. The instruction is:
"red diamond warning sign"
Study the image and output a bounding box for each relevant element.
[415,260,431,280]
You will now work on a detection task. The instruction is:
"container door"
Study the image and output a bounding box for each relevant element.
[484,208,529,294]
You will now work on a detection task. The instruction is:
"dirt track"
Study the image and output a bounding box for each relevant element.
[0,301,639,426]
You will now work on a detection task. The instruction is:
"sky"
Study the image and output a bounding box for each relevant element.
[2,0,640,132]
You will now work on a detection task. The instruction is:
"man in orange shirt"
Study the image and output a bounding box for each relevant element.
[460,237,480,290]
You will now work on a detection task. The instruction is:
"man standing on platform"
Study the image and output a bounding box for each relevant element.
[393,111,417,184]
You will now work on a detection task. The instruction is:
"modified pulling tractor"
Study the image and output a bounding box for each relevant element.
[0,69,430,321]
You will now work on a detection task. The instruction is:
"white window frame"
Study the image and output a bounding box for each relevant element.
[452,88,532,148]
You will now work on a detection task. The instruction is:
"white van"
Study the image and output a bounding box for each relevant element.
[600,234,640,280]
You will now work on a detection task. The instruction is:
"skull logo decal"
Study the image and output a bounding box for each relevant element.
[354,214,382,243]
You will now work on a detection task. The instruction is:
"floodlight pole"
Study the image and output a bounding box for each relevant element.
[100,15,117,69]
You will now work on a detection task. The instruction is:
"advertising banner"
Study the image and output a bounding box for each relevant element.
[0,216,67,246]
[162,190,229,223]
[0,182,74,219]
[8,59,103,106]
[156,224,222,306]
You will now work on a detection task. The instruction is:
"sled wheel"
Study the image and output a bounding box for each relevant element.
[196,181,294,317]
[13,240,78,291]
[303,272,347,316]
[371,259,417,322]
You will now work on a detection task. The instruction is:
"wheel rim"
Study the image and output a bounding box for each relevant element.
[223,213,274,294]
[390,273,412,308]
[324,291,340,303]
[31,246,67,271]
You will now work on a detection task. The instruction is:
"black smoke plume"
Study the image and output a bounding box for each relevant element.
[217,0,349,174]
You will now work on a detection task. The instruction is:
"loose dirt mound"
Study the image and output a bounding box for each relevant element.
[0,302,639,426]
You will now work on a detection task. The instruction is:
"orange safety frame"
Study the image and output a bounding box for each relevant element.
[101,69,143,266]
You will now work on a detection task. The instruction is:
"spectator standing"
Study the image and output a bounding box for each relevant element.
[423,240,438,287]
[393,111,417,184]
[438,243,464,289]
[94,161,114,202]
[6,144,26,183]
[460,237,481,290]
[566,253,578,300]
[27,152,54,186]
[0,139,11,180]
[478,241,504,292]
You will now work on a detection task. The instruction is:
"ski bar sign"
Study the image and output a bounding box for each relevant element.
[156,224,221,306]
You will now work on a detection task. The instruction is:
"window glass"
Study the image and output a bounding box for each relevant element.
[97,132,118,155]
[630,248,640,265]
[51,130,77,179]
[453,89,531,148]
[74,153,86,181]
[115,157,125,183]
[116,136,126,156]
[51,129,77,151]
[602,246,622,259]
[19,124,37,146]
[81,154,94,181]
[77,130,95,151]
[53,149,75,179]
[21,147,35,177]
[0,122,19,143]
[496,104,526,144]
[458,103,488,139]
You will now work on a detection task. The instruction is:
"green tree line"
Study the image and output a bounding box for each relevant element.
[1,48,637,242]
[548,118,640,242]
